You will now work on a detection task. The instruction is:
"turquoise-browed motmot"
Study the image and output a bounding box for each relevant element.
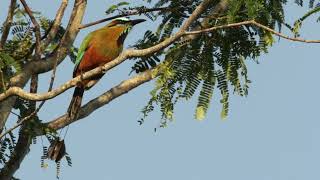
[67,17,146,120]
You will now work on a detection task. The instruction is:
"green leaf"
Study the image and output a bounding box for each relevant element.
[105,2,130,14]
[195,106,206,121]
[220,92,229,120]
[0,52,21,73]
[117,2,129,6]
[293,20,302,37]
[263,32,274,46]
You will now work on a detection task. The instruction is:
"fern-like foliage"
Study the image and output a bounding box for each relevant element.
[128,0,294,125]
[293,0,320,36]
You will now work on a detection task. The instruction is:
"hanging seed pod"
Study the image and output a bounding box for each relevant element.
[47,138,66,163]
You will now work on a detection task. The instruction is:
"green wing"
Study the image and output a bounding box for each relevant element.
[74,33,93,72]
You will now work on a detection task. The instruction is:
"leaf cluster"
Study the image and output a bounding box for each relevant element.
[131,0,291,125]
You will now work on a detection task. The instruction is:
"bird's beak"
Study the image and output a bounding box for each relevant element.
[131,19,146,26]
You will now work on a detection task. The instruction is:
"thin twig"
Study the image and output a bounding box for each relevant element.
[41,0,69,50]
[0,0,17,50]
[10,111,20,118]
[185,20,320,43]
[79,7,170,29]
[29,74,38,109]
[0,110,36,139]
[20,0,42,59]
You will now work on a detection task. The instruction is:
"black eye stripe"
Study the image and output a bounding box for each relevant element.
[119,20,129,24]
[108,19,130,27]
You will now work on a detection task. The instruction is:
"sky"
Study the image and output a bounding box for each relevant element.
[1,1,320,180]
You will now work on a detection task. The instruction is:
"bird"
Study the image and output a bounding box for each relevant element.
[67,17,146,120]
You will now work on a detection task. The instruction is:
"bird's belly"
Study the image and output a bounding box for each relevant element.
[75,48,118,77]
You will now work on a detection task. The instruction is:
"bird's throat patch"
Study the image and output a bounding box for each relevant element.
[117,26,132,45]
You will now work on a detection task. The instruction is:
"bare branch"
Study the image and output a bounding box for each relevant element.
[0,111,37,139]
[79,7,170,29]
[29,75,38,109]
[0,0,17,50]
[186,20,320,43]
[41,0,69,50]
[47,68,157,130]
[20,0,42,59]
[182,0,229,42]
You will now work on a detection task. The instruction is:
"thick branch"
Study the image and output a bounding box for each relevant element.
[0,0,17,50]
[47,68,156,130]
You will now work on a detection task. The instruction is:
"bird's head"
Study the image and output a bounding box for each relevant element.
[106,17,146,44]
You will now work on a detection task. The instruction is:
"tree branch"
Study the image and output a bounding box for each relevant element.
[0,0,87,133]
[186,20,320,43]
[41,0,69,50]
[183,0,229,42]
[20,0,42,59]
[47,68,157,130]
[79,7,171,29]
[0,0,17,50]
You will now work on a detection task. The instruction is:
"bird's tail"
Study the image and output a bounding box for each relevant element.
[67,86,84,120]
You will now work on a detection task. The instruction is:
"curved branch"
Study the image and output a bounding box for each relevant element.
[186,20,320,43]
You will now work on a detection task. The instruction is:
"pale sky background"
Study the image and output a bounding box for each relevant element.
[1,1,320,180]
